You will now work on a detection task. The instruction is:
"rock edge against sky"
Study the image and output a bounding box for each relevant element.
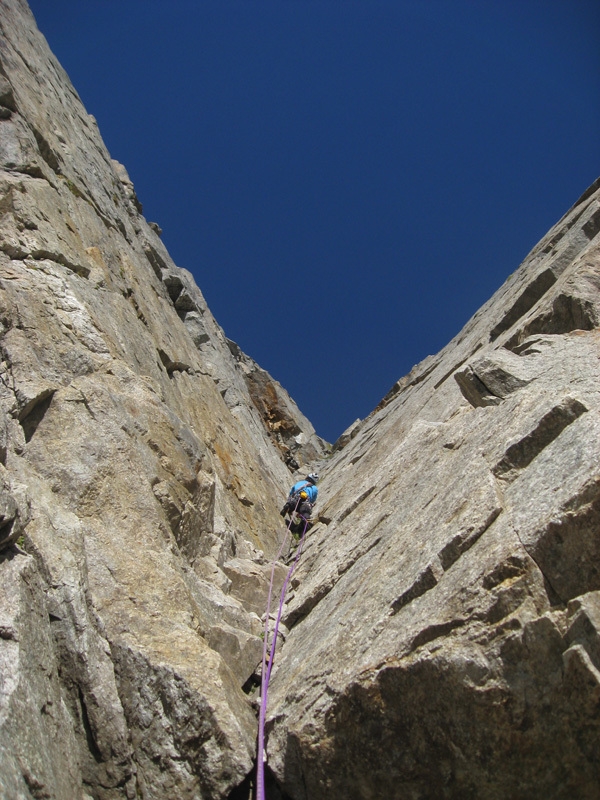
[1,2,600,798]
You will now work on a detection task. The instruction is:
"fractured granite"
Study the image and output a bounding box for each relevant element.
[1,1,600,799]
[0,2,325,798]
[266,178,600,799]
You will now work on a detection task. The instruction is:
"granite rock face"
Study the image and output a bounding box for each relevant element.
[267,178,600,798]
[2,2,600,799]
[0,2,325,798]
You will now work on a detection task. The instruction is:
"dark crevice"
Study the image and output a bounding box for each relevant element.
[0,546,18,565]
[505,294,598,350]
[0,78,16,112]
[0,516,15,540]
[433,344,482,391]
[272,518,385,628]
[31,249,90,278]
[30,124,61,173]
[158,348,191,376]
[482,554,529,591]
[227,769,254,799]
[439,507,502,571]
[0,241,90,277]
[162,272,184,303]
[21,391,55,442]
[283,581,333,630]
[410,618,467,652]
[519,476,600,605]
[542,573,565,609]
[227,762,292,800]
[241,672,260,695]
[582,207,600,240]
[392,507,506,617]
[514,541,568,609]
[115,217,128,239]
[493,397,588,481]
[16,163,46,179]
[489,268,557,342]
[407,360,440,387]
[507,336,547,356]
[174,288,198,313]
[22,771,49,800]
[390,563,440,616]
[0,623,17,640]
[78,687,103,763]
[125,291,148,326]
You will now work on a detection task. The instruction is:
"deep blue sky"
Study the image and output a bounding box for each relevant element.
[28,1,600,443]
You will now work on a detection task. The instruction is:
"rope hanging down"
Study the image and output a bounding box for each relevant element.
[256,505,310,800]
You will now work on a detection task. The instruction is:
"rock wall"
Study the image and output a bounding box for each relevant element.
[0,2,326,798]
[267,178,600,798]
[2,2,600,799]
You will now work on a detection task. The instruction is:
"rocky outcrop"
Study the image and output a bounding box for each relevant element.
[225,339,328,472]
[0,2,325,798]
[267,178,600,798]
[2,2,600,799]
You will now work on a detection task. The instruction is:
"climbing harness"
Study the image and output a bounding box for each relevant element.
[256,500,310,800]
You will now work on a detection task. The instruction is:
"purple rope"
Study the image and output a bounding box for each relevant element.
[259,498,301,703]
[256,512,309,800]
[256,500,299,794]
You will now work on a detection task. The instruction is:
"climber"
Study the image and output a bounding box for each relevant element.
[280,473,319,534]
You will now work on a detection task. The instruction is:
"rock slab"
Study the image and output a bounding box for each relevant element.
[0,2,325,798]
[1,1,600,799]
[267,178,600,799]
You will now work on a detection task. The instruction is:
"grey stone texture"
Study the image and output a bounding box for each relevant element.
[1,2,600,799]
[267,177,600,798]
[0,2,325,798]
